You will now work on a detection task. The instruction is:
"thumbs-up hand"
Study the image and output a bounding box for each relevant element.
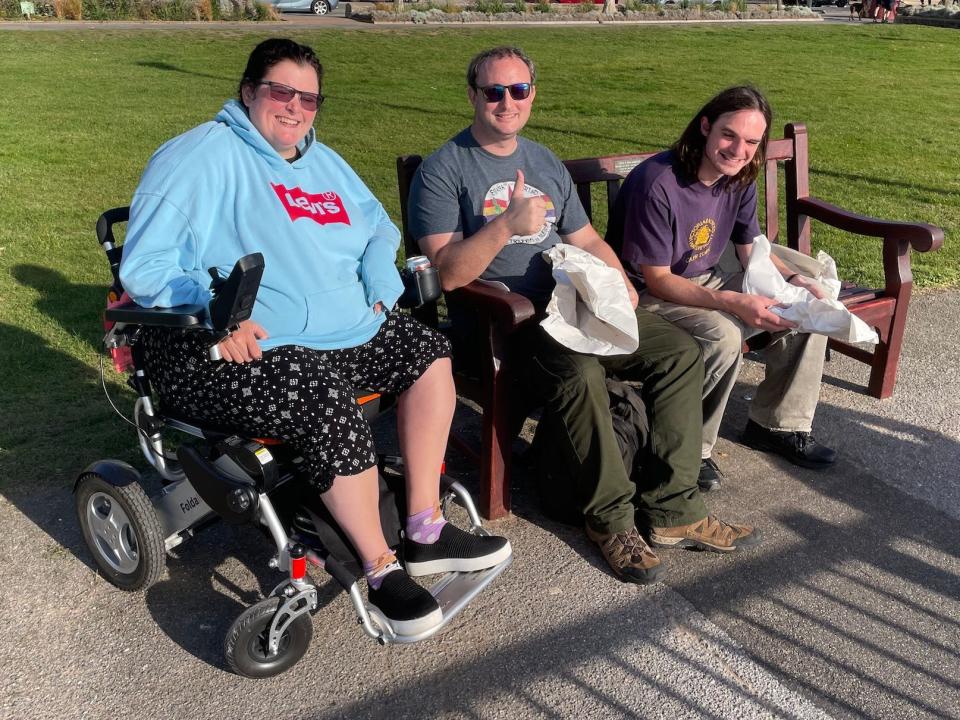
[503,169,546,238]
[511,169,527,200]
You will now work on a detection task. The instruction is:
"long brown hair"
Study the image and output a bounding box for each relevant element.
[671,85,772,190]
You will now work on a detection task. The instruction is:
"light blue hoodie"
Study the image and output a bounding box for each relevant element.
[119,100,404,351]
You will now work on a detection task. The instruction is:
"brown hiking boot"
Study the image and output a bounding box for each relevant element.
[649,515,762,553]
[585,525,662,584]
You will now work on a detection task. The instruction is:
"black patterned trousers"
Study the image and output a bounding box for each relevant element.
[138,312,451,492]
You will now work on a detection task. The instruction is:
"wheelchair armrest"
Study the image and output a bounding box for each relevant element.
[106,253,264,332]
[104,301,209,328]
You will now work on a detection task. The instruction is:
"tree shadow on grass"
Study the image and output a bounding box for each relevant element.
[135,60,234,84]
[2,262,126,566]
[0,320,124,568]
[333,95,671,152]
[811,166,958,200]
[11,263,107,356]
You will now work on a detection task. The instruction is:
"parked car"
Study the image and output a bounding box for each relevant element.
[267,0,339,15]
[784,0,845,6]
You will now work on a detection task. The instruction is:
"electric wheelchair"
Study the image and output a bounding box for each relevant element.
[74,207,512,679]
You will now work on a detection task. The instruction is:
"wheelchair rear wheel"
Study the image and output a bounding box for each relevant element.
[75,473,166,591]
[225,597,313,679]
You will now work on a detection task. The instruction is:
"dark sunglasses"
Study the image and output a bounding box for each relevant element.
[258,80,324,111]
[475,83,532,103]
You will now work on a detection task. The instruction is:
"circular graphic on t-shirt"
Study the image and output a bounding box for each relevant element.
[482,180,557,245]
[688,218,716,251]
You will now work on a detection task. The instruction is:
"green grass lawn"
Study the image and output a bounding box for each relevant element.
[0,24,957,490]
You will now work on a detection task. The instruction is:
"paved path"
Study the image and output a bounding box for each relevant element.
[1,288,957,719]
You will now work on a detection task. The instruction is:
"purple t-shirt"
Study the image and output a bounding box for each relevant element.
[615,151,760,286]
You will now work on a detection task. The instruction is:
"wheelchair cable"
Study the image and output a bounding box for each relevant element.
[98,350,166,461]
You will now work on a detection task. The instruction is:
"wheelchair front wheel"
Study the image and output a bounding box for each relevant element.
[225,597,313,679]
[75,472,165,591]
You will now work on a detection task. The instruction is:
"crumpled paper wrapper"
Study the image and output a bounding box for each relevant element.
[540,243,639,356]
[743,234,878,345]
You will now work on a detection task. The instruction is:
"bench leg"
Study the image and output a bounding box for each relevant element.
[867,292,911,400]
[867,337,900,400]
[478,370,513,520]
[479,413,510,521]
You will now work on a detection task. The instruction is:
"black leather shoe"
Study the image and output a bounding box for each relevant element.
[742,419,837,469]
[698,458,724,492]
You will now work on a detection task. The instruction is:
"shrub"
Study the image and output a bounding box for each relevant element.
[534,0,550,10]
[194,0,211,18]
[252,0,278,18]
[440,0,459,11]
[152,0,192,18]
[80,0,119,19]
[474,0,506,11]
[512,0,526,11]
[578,0,595,10]
[55,0,83,17]
[31,0,57,13]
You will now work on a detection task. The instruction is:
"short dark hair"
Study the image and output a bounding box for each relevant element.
[238,38,324,107]
[466,46,536,88]
[672,85,772,190]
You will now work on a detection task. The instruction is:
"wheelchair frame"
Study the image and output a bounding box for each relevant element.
[74,208,512,678]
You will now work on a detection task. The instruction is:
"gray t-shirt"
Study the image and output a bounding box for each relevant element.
[408,128,590,305]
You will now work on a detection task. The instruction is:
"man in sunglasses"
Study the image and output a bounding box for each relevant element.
[408,46,761,586]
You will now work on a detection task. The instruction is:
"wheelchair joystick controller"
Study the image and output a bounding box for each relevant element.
[205,253,265,361]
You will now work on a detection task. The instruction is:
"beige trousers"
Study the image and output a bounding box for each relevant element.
[638,244,828,459]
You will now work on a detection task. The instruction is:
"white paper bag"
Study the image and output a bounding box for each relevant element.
[540,244,639,356]
[742,235,878,345]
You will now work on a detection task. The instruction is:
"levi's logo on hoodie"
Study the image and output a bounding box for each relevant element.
[271,183,352,226]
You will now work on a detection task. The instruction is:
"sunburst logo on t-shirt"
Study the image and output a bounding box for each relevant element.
[482,180,556,245]
[689,218,716,250]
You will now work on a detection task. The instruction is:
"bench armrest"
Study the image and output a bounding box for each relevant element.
[447,280,538,332]
[797,197,944,253]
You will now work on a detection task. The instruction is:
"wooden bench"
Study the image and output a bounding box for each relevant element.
[398,122,944,520]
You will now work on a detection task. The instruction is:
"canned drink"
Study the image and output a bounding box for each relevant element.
[405,255,432,273]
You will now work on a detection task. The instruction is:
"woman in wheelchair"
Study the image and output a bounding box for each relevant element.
[117,38,511,636]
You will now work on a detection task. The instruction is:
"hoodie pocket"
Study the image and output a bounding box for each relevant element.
[304,281,371,338]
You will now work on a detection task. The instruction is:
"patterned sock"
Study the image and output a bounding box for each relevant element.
[363,551,401,591]
[406,504,447,545]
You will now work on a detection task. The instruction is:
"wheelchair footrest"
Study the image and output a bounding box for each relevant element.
[365,553,513,644]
